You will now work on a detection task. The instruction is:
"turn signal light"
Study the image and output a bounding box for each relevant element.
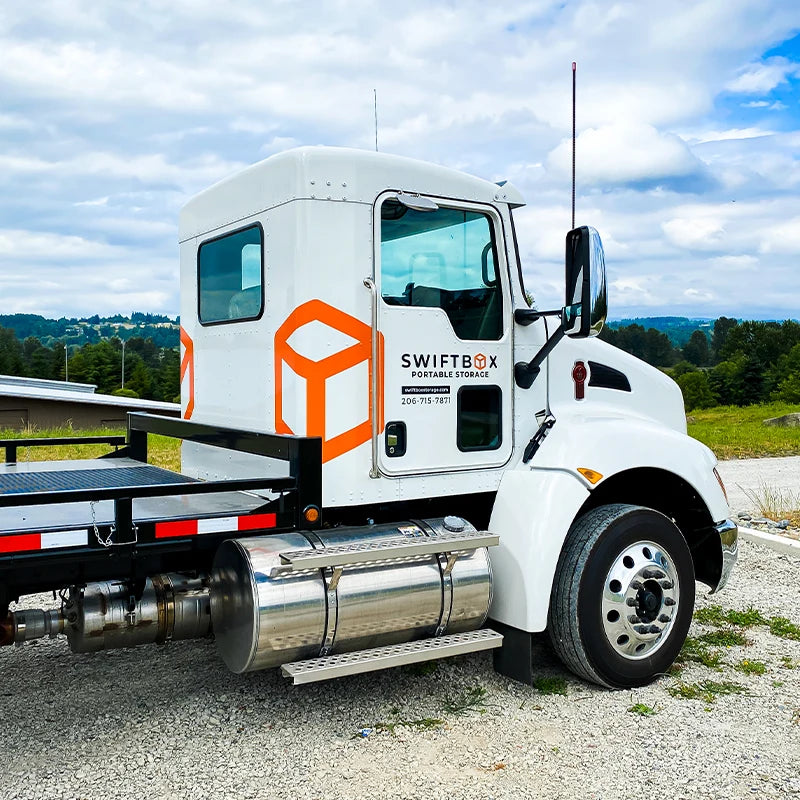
[304,505,320,524]
[577,467,603,485]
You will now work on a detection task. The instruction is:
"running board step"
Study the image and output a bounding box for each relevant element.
[280,629,503,685]
[271,531,498,577]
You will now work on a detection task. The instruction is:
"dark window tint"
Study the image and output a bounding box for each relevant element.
[458,385,502,451]
[380,200,503,340]
[198,225,263,324]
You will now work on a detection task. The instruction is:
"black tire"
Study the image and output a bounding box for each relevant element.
[548,503,694,688]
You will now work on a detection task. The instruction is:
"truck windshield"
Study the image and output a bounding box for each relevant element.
[380,199,503,341]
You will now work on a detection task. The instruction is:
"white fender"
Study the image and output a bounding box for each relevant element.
[533,409,729,522]
[488,468,590,632]
[488,413,730,633]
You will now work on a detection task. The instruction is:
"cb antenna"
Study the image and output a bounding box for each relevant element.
[374,89,379,152]
[572,61,576,230]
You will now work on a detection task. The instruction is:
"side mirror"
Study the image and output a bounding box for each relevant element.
[563,226,607,338]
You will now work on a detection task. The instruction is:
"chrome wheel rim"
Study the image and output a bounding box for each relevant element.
[601,540,680,660]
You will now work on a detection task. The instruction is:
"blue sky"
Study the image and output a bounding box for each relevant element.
[0,1,798,321]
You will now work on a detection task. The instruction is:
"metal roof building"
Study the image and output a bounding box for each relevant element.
[0,375,179,431]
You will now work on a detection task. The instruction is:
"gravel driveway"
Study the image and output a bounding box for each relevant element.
[2,535,799,799]
[716,456,800,520]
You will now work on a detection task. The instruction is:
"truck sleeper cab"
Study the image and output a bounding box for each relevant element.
[0,146,737,690]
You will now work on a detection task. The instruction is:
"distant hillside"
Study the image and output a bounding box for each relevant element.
[0,313,179,349]
[607,317,718,348]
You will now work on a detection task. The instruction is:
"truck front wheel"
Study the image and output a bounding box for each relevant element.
[548,503,694,688]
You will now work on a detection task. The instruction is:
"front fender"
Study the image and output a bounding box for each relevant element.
[488,469,590,631]
[530,411,730,524]
[489,413,732,633]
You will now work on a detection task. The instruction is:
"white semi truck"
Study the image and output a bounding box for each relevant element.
[0,147,737,689]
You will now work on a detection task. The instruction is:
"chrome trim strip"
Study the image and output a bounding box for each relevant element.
[364,277,380,478]
[710,518,738,594]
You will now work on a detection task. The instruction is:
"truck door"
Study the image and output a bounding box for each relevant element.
[376,193,513,476]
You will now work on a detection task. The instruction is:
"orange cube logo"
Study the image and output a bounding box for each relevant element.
[274,300,384,463]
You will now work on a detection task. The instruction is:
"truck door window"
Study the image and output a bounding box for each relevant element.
[380,199,502,340]
[198,224,263,324]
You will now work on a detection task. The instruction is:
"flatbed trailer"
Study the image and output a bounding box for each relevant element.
[0,412,321,617]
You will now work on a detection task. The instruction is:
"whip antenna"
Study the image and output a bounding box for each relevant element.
[374,89,379,152]
[572,61,576,230]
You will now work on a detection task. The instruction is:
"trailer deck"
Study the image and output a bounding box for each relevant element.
[0,458,268,536]
[0,412,322,613]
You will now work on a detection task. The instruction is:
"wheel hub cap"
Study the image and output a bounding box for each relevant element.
[601,540,680,660]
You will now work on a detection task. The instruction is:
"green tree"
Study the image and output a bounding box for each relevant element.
[711,317,737,363]
[769,343,800,403]
[682,330,709,366]
[676,371,716,411]
[670,361,697,378]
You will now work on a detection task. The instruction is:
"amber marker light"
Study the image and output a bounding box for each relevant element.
[577,468,603,485]
[713,467,728,503]
[304,505,320,524]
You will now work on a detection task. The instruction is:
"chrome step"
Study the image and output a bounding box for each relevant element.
[280,628,503,685]
[271,531,498,577]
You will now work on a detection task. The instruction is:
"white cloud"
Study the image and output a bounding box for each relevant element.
[725,57,800,93]
[708,254,759,271]
[687,127,774,144]
[548,123,707,189]
[0,1,798,320]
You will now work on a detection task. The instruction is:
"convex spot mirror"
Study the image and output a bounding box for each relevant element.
[563,225,607,338]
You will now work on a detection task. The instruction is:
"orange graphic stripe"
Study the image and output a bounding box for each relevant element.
[179,326,195,420]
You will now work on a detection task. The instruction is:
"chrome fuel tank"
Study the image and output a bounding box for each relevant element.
[210,518,492,673]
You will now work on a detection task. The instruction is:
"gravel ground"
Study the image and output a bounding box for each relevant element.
[2,463,799,800]
[717,456,800,539]
[716,456,800,520]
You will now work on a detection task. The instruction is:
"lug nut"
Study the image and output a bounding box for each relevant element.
[628,615,641,624]
[642,569,665,579]
[664,597,676,606]
[658,614,670,623]
[626,598,637,606]
[649,625,661,634]
[660,581,673,590]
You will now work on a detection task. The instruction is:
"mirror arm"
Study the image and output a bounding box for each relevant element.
[514,325,565,389]
[513,308,561,326]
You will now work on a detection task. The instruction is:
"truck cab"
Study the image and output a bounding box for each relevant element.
[177,146,737,686]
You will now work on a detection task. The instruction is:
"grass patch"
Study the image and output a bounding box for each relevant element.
[443,685,488,716]
[628,702,658,716]
[694,605,766,628]
[734,659,767,675]
[667,679,746,704]
[780,656,797,670]
[532,676,568,696]
[687,402,800,458]
[741,483,800,526]
[0,425,181,471]
[697,629,750,648]
[677,637,724,669]
[768,617,800,641]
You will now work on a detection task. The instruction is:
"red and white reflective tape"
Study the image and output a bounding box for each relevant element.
[155,512,277,539]
[0,529,89,554]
